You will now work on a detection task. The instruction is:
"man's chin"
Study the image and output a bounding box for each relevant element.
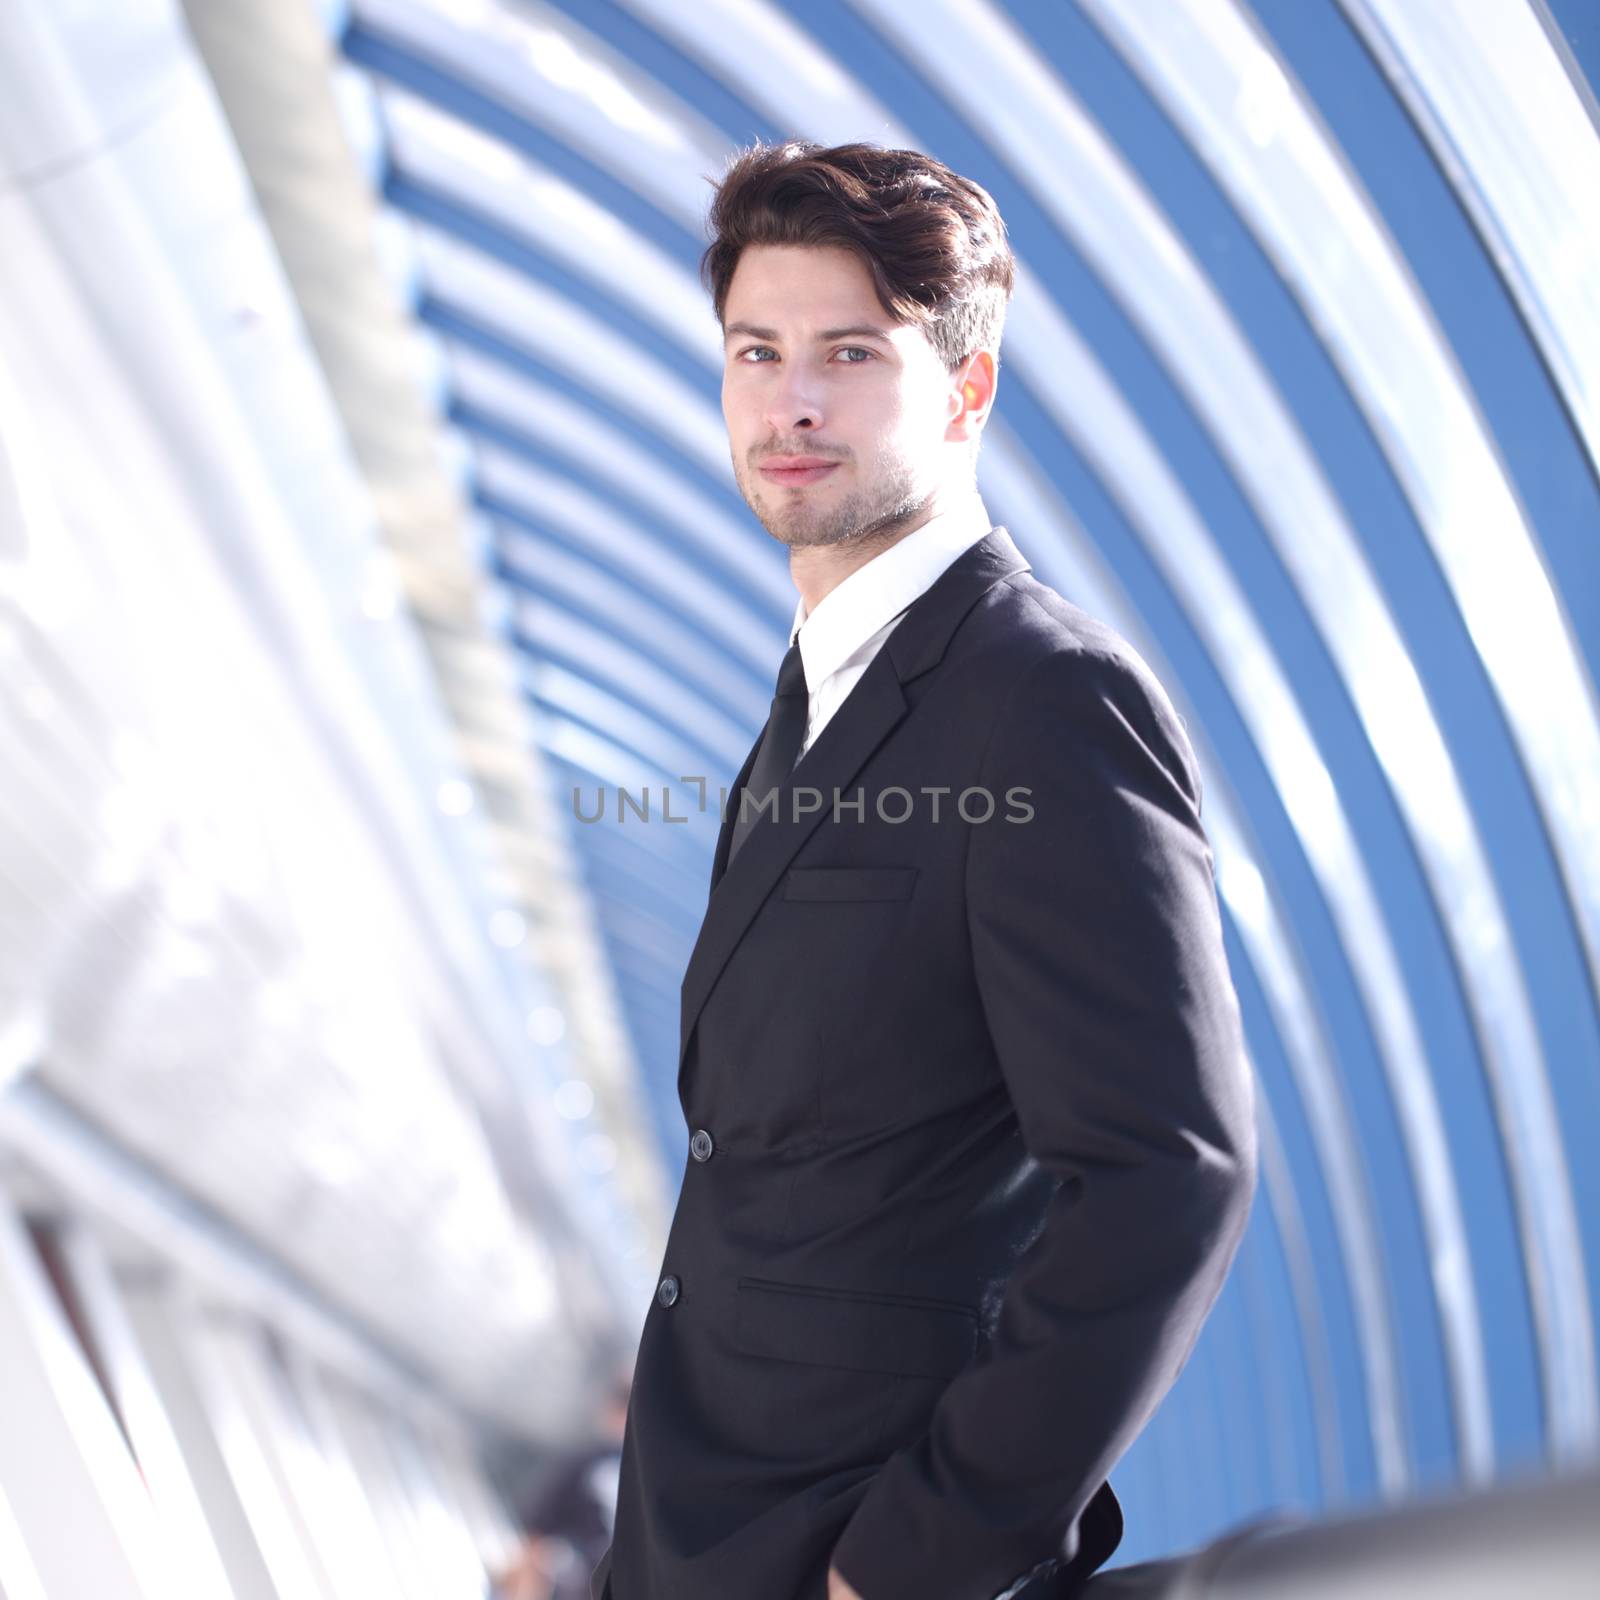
[742,482,922,550]
[755,509,846,549]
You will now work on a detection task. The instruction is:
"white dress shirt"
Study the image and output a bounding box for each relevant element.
[786,491,995,764]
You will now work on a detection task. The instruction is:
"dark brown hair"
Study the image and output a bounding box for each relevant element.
[701,140,1015,372]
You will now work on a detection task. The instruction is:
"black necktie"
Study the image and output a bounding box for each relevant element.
[728,640,808,864]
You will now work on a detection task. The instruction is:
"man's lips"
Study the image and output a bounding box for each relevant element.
[758,457,842,487]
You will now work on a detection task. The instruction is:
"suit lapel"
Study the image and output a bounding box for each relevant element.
[678,526,1032,1080]
[708,728,764,894]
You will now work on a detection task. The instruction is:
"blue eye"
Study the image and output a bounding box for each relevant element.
[732,345,874,365]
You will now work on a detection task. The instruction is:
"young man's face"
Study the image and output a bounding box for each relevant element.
[720,243,988,550]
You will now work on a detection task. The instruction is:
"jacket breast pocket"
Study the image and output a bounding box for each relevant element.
[732,1275,977,1380]
[783,866,918,902]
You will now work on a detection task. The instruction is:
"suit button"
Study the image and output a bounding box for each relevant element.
[656,1275,680,1307]
[690,1128,714,1162]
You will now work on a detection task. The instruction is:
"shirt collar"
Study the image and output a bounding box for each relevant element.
[787,491,994,689]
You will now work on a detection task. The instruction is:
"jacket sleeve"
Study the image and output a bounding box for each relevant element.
[829,643,1257,1600]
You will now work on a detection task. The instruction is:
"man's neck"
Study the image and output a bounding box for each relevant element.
[790,485,978,617]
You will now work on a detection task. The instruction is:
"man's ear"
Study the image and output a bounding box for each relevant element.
[946,348,998,443]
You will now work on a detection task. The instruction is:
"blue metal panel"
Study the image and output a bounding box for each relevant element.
[1247,0,1600,1457]
[1014,0,1558,1478]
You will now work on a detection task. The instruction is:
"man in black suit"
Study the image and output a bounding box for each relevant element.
[590,140,1256,1600]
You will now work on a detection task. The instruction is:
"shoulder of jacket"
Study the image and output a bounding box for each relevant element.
[984,575,1171,709]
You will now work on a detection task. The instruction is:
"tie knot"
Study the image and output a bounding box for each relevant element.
[776,640,808,699]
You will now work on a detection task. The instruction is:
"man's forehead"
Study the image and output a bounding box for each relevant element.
[724,244,906,331]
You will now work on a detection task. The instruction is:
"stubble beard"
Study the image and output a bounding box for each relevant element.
[736,450,933,551]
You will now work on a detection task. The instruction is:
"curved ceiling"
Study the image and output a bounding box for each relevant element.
[322,0,1600,1554]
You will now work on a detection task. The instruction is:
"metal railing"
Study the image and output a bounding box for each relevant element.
[1085,1465,1599,1599]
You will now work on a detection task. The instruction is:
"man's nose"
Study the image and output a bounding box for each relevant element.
[764,367,823,434]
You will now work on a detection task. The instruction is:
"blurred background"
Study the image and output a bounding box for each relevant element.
[0,0,1597,1595]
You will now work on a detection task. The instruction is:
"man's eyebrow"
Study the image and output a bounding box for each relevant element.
[722,321,896,342]
[819,324,896,341]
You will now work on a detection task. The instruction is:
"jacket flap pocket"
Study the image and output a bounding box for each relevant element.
[733,1276,977,1380]
[783,866,918,902]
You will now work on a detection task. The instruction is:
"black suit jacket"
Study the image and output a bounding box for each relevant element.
[591,527,1256,1600]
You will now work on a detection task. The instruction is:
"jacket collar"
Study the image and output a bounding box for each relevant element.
[786,490,994,690]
